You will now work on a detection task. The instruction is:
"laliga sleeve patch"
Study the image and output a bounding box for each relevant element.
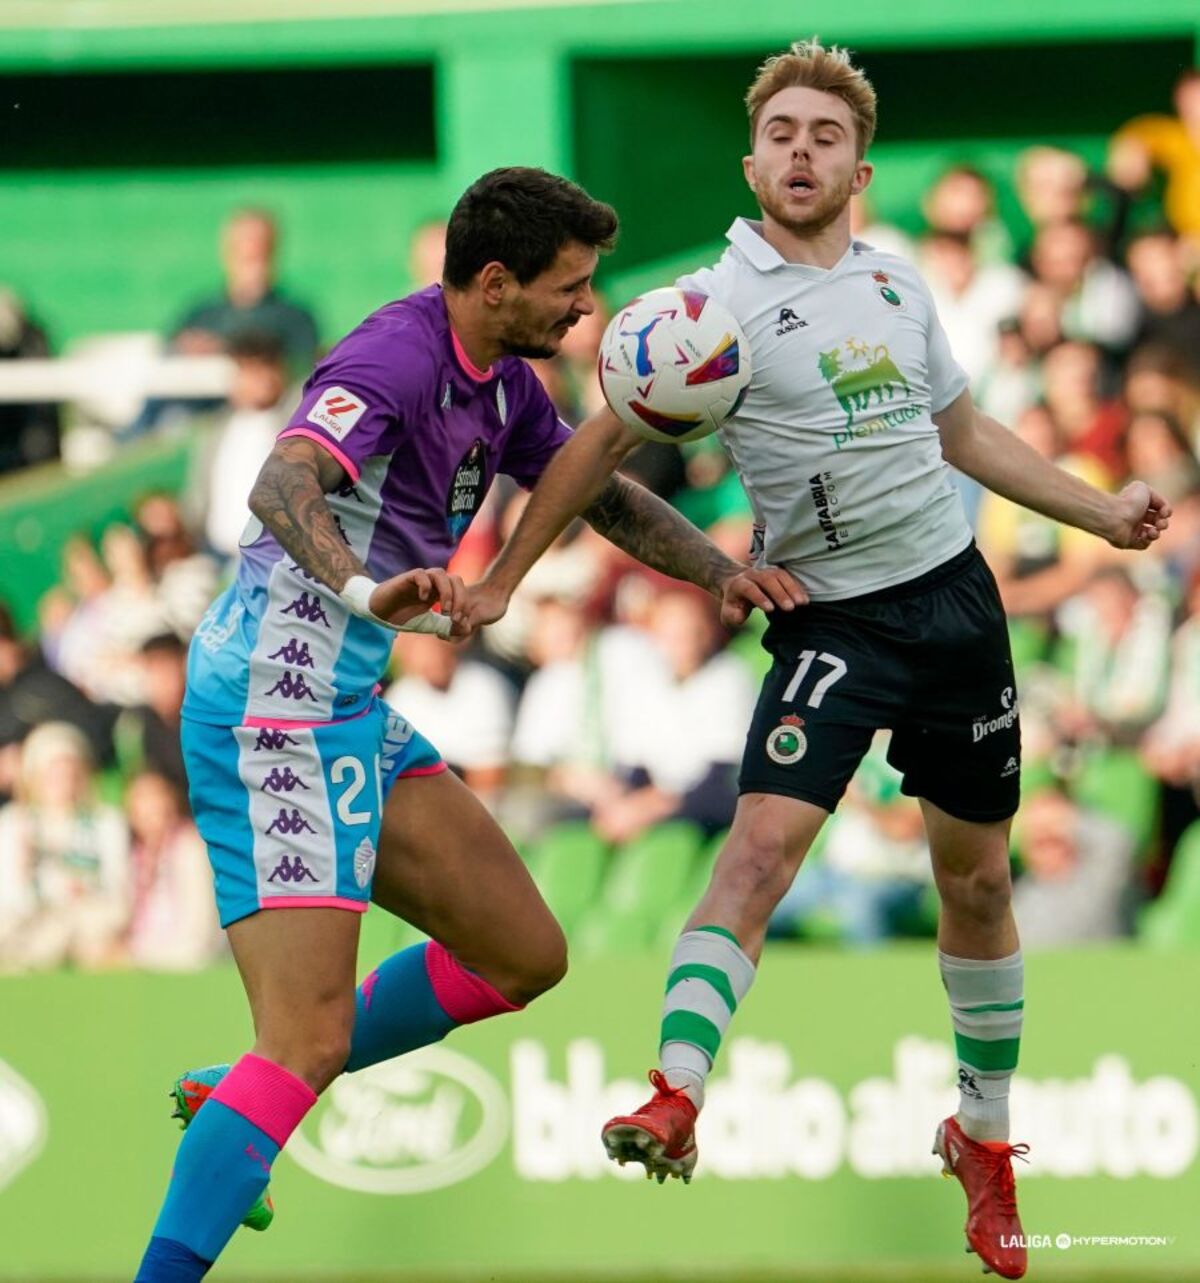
[307,386,368,440]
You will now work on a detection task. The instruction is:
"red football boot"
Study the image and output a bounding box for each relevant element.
[934,1115,1030,1278]
[602,1070,699,1183]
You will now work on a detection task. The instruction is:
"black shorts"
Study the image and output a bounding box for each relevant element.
[739,542,1020,823]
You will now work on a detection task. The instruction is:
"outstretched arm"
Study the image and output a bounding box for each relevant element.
[934,389,1171,549]
[471,406,806,629]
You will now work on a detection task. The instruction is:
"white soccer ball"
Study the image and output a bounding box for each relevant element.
[598,287,752,445]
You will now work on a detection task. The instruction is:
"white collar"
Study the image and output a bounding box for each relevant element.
[725,217,857,279]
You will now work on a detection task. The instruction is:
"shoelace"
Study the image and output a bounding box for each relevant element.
[645,1069,693,1109]
[979,1141,1031,1216]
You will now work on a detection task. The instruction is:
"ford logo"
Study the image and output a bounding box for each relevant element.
[286,1047,508,1194]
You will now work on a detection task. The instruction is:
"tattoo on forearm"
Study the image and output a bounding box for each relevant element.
[582,475,741,595]
[248,440,367,593]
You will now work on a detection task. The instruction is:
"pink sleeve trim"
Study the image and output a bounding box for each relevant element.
[424,939,523,1024]
[259,895,368,914]
[397,761,448,779]
[209,1052,317,1148]
[450,328,494,383]
[278,427,362,482]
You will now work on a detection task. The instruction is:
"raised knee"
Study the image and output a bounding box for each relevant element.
[507,925,568,1006]
[259,1013,354,1094]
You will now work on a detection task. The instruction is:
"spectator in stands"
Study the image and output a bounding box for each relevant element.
[113,633,187,791]
[1109,68,1200,241]
[0,722,129,972]
[0,287,60,474]
[133,493,220,636]
[587,588,755,843]
[1122,343,1200,444]
[1011,785,1137,948]
[172,209,318,374]
[921,163,1012,264]
[383,631,514,809]
[123,771,221,971]
[1029,219,1140,352]
[977,403,1110,619]
[1014,146,1131,257]
[191,333,293,561]
[1017,281,1066,359]
[1056,566,1172,744]
[920,228,1026,384]
[1041,340,1127,481]
[975,318,1040,426]
[1126,230,1200,365]
[850,192,914,260]
[0,601,112,801]
[56,527,169,706]
[1123,408,1200,506]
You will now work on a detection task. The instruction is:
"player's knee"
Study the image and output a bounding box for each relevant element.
[507,920,569,1005]
[942,860,1013,924]
[722,820,795,909]
[257,1006,355,1093]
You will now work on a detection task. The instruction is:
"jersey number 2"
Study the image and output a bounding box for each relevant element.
[331,754,381,825]
[782,650,847,708]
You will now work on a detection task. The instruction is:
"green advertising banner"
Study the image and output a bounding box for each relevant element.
[0,945,1197,1279]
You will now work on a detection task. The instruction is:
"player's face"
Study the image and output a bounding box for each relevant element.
[744,87,872,236]
[499,240,599,359]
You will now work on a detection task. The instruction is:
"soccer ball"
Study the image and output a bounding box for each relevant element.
[597,287,751,445]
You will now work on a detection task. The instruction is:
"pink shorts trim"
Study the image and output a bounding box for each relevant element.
[450,328,494,383]
[243,701,374,731]
[210,1053,317,1148]
[278,427,361,482]
[424,940,523,1024]
[259,896,368,914]
[398,761,448,779]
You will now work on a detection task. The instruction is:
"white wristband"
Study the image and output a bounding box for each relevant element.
[339,575,387,626]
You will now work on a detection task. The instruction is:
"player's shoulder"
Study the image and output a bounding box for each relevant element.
[311,288,444,402]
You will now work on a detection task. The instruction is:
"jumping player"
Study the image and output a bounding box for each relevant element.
[463,48,1170,1280]
[134,168,803,1281]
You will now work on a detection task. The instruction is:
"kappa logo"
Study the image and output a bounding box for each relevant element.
[775,306,809,336]
[307,385,368,440]
[267,854,319,884]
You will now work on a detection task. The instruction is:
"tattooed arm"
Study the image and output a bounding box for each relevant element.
[248,437,465,625]
[468,407,807,632]
[248,437,365,592]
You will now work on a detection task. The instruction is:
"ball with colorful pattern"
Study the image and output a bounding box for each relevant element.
[597,287,752,445]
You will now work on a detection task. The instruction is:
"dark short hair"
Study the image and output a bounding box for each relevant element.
[227,330,286,365]
[442,167,618,289]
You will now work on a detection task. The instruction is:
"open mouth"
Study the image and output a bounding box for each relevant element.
[787,175,816,196]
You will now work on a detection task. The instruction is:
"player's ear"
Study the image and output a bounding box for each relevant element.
[742,153,757,193]
[851,160,874,198]
[477,261,509,307]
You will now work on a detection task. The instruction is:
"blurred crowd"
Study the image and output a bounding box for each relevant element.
[3,70,1200,972]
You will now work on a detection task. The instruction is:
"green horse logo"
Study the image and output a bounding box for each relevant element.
[818,341,910,426]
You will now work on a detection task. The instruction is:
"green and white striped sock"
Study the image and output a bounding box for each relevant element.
[939,949,1024,1142]
[660,926,756,1108]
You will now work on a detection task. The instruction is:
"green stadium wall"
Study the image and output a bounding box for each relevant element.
[0,945,1196,1278]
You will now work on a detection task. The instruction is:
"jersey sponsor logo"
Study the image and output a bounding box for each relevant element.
[818,339,911,428]
[766,714,807,765]
[832,403,922,451]
[775,306,809,336]
[447,438,487,540]
[973,687,1019,742]
[808,472,848,551]
[307,386,367,440]
[872,269,906,311]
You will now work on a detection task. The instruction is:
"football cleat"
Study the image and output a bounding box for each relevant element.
[601,1070,698,1184]
[171,1064,275,1232]
[934,1115,1030,1278]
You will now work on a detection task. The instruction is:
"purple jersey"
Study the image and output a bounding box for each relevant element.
[183,285,571,727]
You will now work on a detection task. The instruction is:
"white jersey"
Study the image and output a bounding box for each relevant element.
[679,218,973,600]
